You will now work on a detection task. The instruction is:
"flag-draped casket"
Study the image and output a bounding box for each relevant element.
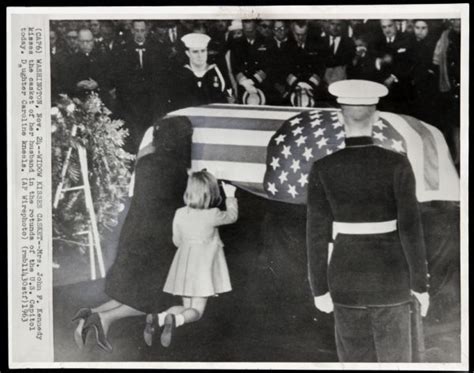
[137,103,459,204]
[135,103,460,295]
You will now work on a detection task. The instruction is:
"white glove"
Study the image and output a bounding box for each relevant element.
[314,292,334,314]
[239,78,257,94]
[412,290,430,317]
[297,81,313,91]
[221,182,237,198]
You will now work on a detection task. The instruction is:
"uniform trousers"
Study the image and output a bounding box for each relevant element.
[333,302,412,362]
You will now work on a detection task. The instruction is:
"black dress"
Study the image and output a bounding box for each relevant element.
[105,152,188,313]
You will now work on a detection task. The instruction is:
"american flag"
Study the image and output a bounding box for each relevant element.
[134,104,459,204]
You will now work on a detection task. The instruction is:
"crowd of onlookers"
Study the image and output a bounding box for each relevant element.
[50,19,461,164]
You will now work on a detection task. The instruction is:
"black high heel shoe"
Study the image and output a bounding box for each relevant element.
[160,314,176,348]
[143,314,159,347]
[71,308,92,322]
[83,313,113,353]
[72,308,92,349]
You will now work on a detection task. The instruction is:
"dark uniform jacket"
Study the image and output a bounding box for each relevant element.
[230,35,270,88]
[265,37,294,103]
[307,136,429,307]
[285,36,326,90]
[171,64,227,111]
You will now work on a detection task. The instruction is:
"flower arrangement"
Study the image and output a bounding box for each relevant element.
[52,93,135,246]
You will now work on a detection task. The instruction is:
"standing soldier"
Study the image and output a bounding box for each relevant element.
[306,80,430,362]
[170,33,228,111]
[230,20,270,104]
[266,20,294,105]
[285,20,325,106]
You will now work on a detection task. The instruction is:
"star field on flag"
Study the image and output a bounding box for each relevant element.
[264,110,407,203]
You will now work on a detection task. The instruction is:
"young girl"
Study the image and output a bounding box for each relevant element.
[143,170,238,347]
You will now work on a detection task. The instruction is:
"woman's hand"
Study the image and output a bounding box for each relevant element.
[221,182,237,198]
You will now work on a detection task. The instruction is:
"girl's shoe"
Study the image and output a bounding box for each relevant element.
[143,313,159,347]
[83,313,113,353]
[160,314,176,348]
[72,308,92,349]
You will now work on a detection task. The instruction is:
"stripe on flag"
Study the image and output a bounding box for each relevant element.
[191,160,266,183]
[192,128,273,147]
[167,106,301,120]
[421,121,460,201]
[400,114,440,190]
[193,144,267,164]
[182,116,284,131]
[379,112,426,200]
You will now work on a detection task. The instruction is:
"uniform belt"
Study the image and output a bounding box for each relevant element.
[332,220,397,239]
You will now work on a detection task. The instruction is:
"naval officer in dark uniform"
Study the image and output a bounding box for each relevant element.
[306,80,430,362]
[170,33,228,111]
[230,20,270,104]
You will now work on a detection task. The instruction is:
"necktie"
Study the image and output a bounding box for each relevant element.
[136,47,145,68]
[330,37,338,55]
[169,28,177,43]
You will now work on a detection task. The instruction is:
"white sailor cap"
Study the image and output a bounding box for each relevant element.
[228,20,243,31]
[328,79,389,105]
[181,33,211,49]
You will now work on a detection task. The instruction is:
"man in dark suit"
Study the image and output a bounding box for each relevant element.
[113,20,168,154]
[99,20,122,56]
[319,20,355,86]
[372,19,415,114]
[52,27,79,97]
[63,28,113,102]
[307,80,430,362]
[230,20,271,104]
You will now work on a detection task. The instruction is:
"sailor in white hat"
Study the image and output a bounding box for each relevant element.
[307,79,430,362]
[170,33,228,110]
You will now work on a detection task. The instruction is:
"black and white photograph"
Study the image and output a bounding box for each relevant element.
[7,4,468,369]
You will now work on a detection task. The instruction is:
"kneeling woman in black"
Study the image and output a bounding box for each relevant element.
[72,116,193,352]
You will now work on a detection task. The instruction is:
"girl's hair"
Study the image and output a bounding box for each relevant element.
[183,170,222,209]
